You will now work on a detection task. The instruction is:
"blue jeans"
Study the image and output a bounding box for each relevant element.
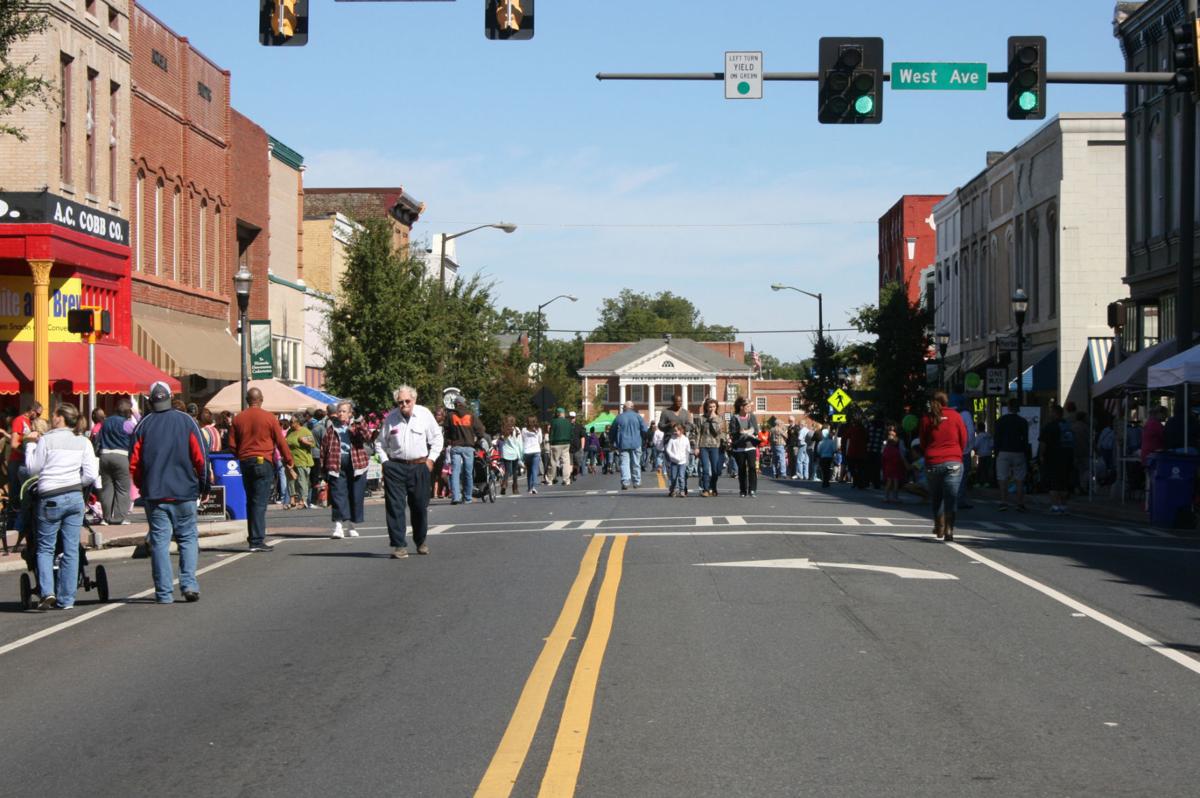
[699,447,721,493]
[450,446,476,503]
[797,446,810,480]
[524,453,541,492]
[146,499,199,603]
[772,445,788,478]
[669,462,687,493]
[620,449,642,486]
[329,469,366,524]
[240,459,274,548]
[928,460,964,517]
[36,491,84,607]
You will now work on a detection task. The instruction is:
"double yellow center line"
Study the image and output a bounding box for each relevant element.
[475,534,629,798]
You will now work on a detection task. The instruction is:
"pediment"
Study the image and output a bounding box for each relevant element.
[615,345,711,375]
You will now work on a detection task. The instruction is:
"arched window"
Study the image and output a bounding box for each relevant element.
[172,186,180,281]
[153,177,163,276]
[198,199,207,290]
[213,204,222,291]
[134,169,143,272]
[1028,211,1040,322]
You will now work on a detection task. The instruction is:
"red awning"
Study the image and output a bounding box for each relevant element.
[0,342,182,396]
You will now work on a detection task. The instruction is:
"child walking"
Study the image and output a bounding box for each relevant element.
[666,423,691,497]
[881,427,907,503]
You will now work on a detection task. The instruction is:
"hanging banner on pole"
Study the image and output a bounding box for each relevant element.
[249,320,274,379]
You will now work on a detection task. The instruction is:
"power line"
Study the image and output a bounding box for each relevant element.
[421,220,875,230]
[526,327,863,335]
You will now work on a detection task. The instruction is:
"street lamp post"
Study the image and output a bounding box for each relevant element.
[234,266,252,410]
[534,294,578,386]
[1012,288,1029,406]
[936,328,950,389]
[438,222,517,288]
[771,283,826,408]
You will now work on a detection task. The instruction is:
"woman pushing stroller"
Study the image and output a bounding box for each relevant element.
[25,403,99,610]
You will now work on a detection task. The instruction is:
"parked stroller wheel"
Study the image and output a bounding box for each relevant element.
[95,565,109,603]
[19,572,33,610]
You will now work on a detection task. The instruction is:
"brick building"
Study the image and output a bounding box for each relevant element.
[878,194,945,306]
[303,188,423,252]
[301,212,362,389]
[126,2,245,399]
[0,0,178,409]
[577,339,755,422]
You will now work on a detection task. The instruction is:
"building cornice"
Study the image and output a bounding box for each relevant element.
[268,136,304,170]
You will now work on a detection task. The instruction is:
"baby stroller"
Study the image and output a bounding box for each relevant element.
[15,478,109,610]
[472,439,502,503]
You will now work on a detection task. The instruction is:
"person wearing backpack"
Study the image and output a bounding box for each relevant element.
[1039,404,1075,514]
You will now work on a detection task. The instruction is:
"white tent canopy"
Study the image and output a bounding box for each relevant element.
[204,378,326,414]
[1148,343,1200,389]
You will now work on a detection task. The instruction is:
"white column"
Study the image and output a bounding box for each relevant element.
[619,380,627,405]
[647,381,656,425]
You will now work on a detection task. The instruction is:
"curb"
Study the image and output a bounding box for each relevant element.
[0,522,247,574]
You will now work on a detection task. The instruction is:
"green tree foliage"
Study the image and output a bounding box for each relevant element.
[848,282,932,422]
[589,290,734,342]
[799,333,841,422]
[745,350,806,381]
[324,219,506,420]
[0,1,52,141]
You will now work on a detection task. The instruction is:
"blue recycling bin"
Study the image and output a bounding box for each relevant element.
[209,453,247,520]
[1149,453,1198,528]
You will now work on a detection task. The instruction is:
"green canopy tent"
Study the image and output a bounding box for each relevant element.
[585,411,616,433]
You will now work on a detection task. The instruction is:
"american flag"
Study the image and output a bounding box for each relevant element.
[750,344,762,374]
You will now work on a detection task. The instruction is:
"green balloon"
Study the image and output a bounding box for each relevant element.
[902,414,918,433]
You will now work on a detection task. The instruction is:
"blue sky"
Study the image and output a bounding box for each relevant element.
[144,1,1127,361]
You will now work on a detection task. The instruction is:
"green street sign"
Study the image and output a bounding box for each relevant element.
[891,62,987,91]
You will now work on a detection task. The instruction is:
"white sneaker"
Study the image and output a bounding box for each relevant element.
[331,522,344,539]
[347,527,359,537]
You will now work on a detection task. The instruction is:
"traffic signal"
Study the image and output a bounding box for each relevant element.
[1007,36,1046,120]
[1170,18,1199,92]
[67,308,112,337]
[259,0,309,47]
[485,0,534,40]
[818,37,883,124]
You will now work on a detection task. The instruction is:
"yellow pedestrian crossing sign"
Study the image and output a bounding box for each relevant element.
[831,414,847,423]
[828,389,853,413]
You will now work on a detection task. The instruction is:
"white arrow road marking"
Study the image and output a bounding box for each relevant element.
[699,558,958,580]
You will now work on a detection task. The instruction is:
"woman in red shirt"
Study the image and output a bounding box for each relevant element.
[918,391,968,541]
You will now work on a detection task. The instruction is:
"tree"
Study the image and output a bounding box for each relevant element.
[799,333,841,422]
[589,290,734,342]
[324,219,506,419]
[745,350,806,381]
[0,1,53,141]
[847,281,932,422]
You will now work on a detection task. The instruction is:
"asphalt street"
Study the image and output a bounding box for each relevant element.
[2,469,1199,797]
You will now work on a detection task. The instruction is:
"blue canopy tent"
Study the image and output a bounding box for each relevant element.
[293,384,340,406]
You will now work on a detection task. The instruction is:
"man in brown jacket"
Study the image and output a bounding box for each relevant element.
[228,388,295,552]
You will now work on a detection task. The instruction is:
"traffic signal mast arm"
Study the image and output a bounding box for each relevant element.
[595,71,1175,85]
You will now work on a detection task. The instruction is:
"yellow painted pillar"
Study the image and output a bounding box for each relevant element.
[28,259,53,419]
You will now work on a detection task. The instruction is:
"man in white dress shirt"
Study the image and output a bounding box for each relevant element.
[375,385,444,559]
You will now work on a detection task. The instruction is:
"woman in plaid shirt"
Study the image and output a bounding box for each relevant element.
[320,400,374,539]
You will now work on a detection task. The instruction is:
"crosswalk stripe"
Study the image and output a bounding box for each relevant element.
[777,490,791,495]
[725,516,746,526]
[978,522,1004,531]
[545,521,570,531]
[868,518,892,526]
[838,517,860,526]
[695,516,713,526]
[1008,522,1034,532]
[586,491,599,495]
[1140,527,1174,538]
[1110,526,1141,537]
[428,525,452,535]
[578,520,601,530]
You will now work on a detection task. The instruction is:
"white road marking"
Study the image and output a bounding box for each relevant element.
[868,518,892,526]
[945,541,1200,677]
[777,490,791,495]
[606,490,618,495]
[544,521,571,531]
[578,520,601,530]
[1008,523,1035,532]
[427,525,452,535]
[838,517,860,526]
[1140,527,1174,538]
[586,491,599,495]
[695,516,713,527]
[1110,527,1142,537]
[978,522,1004,531]
[700,557,957,581]
[725,516,746,526]
[0,548,257,658]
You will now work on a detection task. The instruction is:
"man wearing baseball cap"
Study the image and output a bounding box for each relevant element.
[568,410,587,482]
[130,381,210,603]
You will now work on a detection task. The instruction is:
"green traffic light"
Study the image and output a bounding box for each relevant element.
[1018,90,1038,111]
[854,95,874,115]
